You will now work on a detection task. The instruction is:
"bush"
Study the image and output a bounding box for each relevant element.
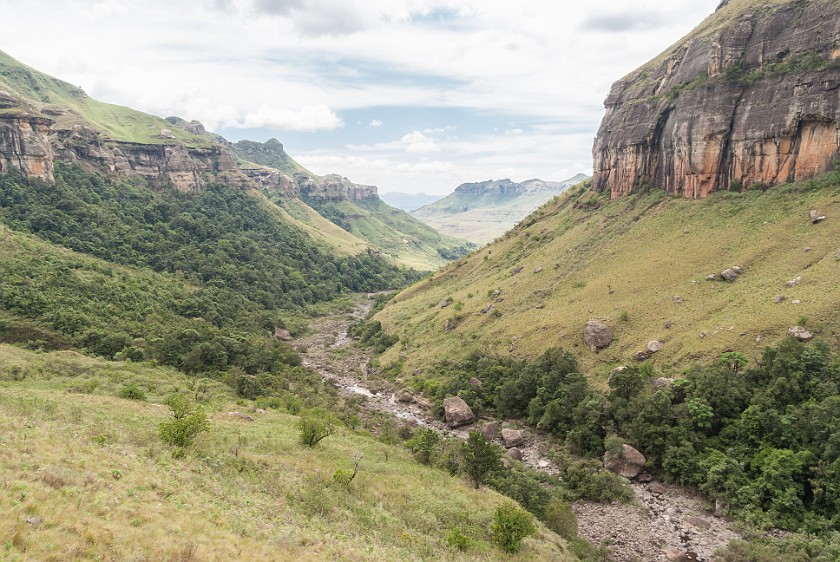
[491,502,536,553]
[298,412,335,447]
[407,427,441,465]
[544,498,577,540]
[117,383,147,401]
[446,527,471,551]
[159,395,209,448]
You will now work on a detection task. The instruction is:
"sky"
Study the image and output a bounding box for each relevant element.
[0,0,720,195]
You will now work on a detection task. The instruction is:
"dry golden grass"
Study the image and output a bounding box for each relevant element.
[375,177,840,387]
[0,345,573,561]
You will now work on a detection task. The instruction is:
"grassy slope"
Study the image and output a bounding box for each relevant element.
[0,49,207,147]
[0,345,572,562]
[333,197,474,271]
[252,192,371,257]
[375,176,840,386]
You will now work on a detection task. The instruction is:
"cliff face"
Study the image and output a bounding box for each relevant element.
[297,173,379,202]
[593,0,840,199]
[0,113,55,182]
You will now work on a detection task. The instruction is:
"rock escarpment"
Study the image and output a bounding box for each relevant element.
[297,173,379,202]
[593,0,840,199]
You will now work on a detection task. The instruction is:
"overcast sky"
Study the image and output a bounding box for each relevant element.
[0,0,719,195]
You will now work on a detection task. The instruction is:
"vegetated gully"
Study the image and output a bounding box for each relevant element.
[295,296,742,562]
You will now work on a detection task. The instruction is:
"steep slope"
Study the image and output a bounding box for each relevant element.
[230,138,476,270]
[412,175,587,245]
[593,0,840,198]
[0,344,573,561]
[375,175,840,379]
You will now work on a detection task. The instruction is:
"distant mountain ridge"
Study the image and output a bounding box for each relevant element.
[379,192,442,211]
[411,174,588,244]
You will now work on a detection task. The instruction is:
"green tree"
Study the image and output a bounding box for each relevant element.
[491,502,537,553]
[462,431,501,488]
[159,395,209,448]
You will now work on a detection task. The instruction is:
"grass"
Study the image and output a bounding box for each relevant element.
[0,49,209,148]
[0,344,573,561]
[375,174,840,386]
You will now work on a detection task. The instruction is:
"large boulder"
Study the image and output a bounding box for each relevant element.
[583,320,613,353]
[443,396,475,428]
[603,444,646,479]
[479,421,501,441]
[788,326,814,342]
[720,268,738,282]
[507,447,523,461]
[501,428,524,448]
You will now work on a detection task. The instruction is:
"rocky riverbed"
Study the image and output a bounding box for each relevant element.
[296,295,743,561]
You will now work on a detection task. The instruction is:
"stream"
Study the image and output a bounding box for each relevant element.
[295,295,743,562]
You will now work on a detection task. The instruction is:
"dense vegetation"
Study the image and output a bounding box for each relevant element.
[415,338,840,536]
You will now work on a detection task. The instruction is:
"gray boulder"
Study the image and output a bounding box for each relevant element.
[788,326,813,342]
[604,444,646,479]
[647,340,663,353]
[583,320,613,353]
[501,428,524,448]
[507,447,523,461]
[443,396,475,428]
[479,421,500,441]
[810,209,826,224]
[720,268,738,282]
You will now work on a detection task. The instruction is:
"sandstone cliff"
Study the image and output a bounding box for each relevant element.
[593,0,840,198]
[297,173,379,202]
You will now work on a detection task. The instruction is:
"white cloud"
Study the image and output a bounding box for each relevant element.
[228,104,343,131]
[369,119,383,127]
[400,131,440,153]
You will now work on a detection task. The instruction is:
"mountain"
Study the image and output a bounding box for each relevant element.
[593,0,840,198]
[0,49,470,271]
[379,191,443,211]
[411,175,588,245]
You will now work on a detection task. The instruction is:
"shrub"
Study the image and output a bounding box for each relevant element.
[491,502,536,553]
[298,412,335,447]
[159,395,209,448]
[462,431,501,488]
[446,527,471,551]
[118,383,147,401]
[544,498,577,540]
[407,427,441,465]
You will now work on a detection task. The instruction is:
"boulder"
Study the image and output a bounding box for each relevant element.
[443,396,475,428]
[705,274,717,281]
[501,428,524,448]
[481,303,494,314]
[663,546,693,562]
[655,377,676,390]
[810,209,827,224]
[685,515,712,531]
[720,268,738,282]
[634,351,650,361]
[649,482,667,495]
[159,128,176,139]
[468,377,483,388]
[510,266,524,276]
[786,276,802,288]
[774,295,786,304]
[507,447,523,461]
[638,472,653,483]
[440,298,452,308]
[731,265,743,275]
[227,412,254,422]
[664,320,672,329]
[788,326,813,342]
[603,444,646,479]
[273,327,292,341]
[583,320,613,353]
[397,391,413,403]
[647,340,663,353]
[673,296,683,304]
[479,421,500,441]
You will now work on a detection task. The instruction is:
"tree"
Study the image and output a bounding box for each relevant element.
[159,395,209,449]
[298,411,335,447]
[491,502,536,553]
[462,431,501,488]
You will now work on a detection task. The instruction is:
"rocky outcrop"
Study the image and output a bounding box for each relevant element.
[297,173,378,202]
[593,0,840,199]
[0,114,55,181]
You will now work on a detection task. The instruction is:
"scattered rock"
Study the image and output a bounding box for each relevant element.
[673,296,683,304]
[507,447,523,461]
[24,516,42,527]
[700,331,707,339]
[638,473,653,483]
[604,444,646,479]
[479,421,500,441]
[786,276,802,288]
[810,209,826,223]
[649,482,667,495]
[788,326,813,342]
[731,265,743,275]
[647,340,663,354]
[655,377,676,390]
[492,289,502,299]
[720,268,738,282]
[443,396,475,428]
[397,391,413,404]
[159,128,176,139]
[685,515,712,531]
[663,546,693,562]
[792,299,801,305]
[481,303,494,314]
[664,320,672,329]
[273,327,292,341]
[534,267,543,273]
[774,295,786,304]
[444,319,457,332]
[756,335,763,344]
[804,247,812,253]
[227,412,254,422]
[535,304,545,309]
[468,377,483,388]
[705,274,717,281]
[510,266,524,276]
[635,350,650,361]
[583,319,613,353]
[502,428,525,448]
[440,298,453,308]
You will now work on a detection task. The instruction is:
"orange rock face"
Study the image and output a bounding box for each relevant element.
[593,1,840,199]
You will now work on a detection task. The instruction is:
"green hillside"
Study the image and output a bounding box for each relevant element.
[412,176,588,245]
[0,343,573,561]
[375,174,840,380]
[0,50,208,147]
